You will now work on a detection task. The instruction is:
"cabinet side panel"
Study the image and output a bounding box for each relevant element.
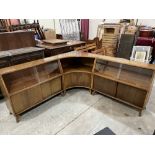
[40,82,52,99]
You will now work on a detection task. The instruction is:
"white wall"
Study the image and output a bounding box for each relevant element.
[89,19,103,39]
[39,19,54,29]
[89,19,120,39]
[28,19,61,34]
[137,19,155,27]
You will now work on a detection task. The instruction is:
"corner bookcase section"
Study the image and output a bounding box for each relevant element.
[61,57,94,89]
[61,57,94,73]
[0,51,154,122]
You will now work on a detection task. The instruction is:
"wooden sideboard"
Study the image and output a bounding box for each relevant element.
[37,40,85,57]
[0,51,155,122]
[0,31,45,98]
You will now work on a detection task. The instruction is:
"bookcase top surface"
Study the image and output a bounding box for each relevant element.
[0,51,155,75]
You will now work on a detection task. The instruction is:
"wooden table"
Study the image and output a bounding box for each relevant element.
[37,40,85,57]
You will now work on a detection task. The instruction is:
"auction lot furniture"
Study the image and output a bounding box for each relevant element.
[37,40,85,57]
[102,23,120,57]
[0,31,45,65]
[0,51,155,122]
[0,31,45,98]
[117,34,135,59]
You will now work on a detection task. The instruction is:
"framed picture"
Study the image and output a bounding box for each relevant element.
[130,46,152,63]
[134,51,147,62]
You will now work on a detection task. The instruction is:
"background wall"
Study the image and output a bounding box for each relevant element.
[29,19,155,39]
[29,19,61,34]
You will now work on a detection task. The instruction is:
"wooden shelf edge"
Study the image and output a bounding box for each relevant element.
[94,73,149,91]
[64,86,91,90]
[9,83,40,96]
[63,70,92,74]
[9,75,62,96]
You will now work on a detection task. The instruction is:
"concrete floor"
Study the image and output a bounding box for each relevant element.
[0,86,155,135]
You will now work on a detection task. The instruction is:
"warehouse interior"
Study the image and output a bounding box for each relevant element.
[0,19,155,135]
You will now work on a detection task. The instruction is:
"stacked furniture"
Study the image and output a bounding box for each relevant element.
[0,31,44,63]
[0,19,8,32]
[102,24,120,57]
[0,31,45,98]
[0,19,45,40]
[37,40,85,57]
[0,51,154,122]
[74,43,96,52]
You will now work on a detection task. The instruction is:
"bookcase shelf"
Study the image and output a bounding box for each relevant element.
[2,67,39,94]
[63,66,92,73]
[94,59,153,91]
[119,69,151,90]
[61,57,94,73]
[0,51,154,122]
[2,60,61,95]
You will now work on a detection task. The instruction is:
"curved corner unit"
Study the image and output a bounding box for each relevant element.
[0,51,155,122]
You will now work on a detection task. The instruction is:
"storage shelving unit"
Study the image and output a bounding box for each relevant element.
[0,51,154,122]
[61,57,95,90]
[61,57,94,73]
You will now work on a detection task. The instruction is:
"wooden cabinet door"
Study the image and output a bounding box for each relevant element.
[11,91,29,114]
[93,75,117,97]
[116,83,147,108]
[40,77,62,99]
[40,82,52,99]
[11,85,43,114]
[27,85,43,107]
[49,77,62,94]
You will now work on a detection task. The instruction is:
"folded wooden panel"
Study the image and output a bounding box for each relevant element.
[117,34,135,59]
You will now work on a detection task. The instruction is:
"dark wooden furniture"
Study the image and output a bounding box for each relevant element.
[0,31,45,98]
[117,34,135,59]
[0,51,154,122]
[0,19,45,40]
[37,40,85,57]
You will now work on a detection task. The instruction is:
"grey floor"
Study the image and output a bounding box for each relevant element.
[0,86,155,135]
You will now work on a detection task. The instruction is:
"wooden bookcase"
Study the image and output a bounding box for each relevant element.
[60,57,94,90]
[92,59,154,112]
[0,51,154,122]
